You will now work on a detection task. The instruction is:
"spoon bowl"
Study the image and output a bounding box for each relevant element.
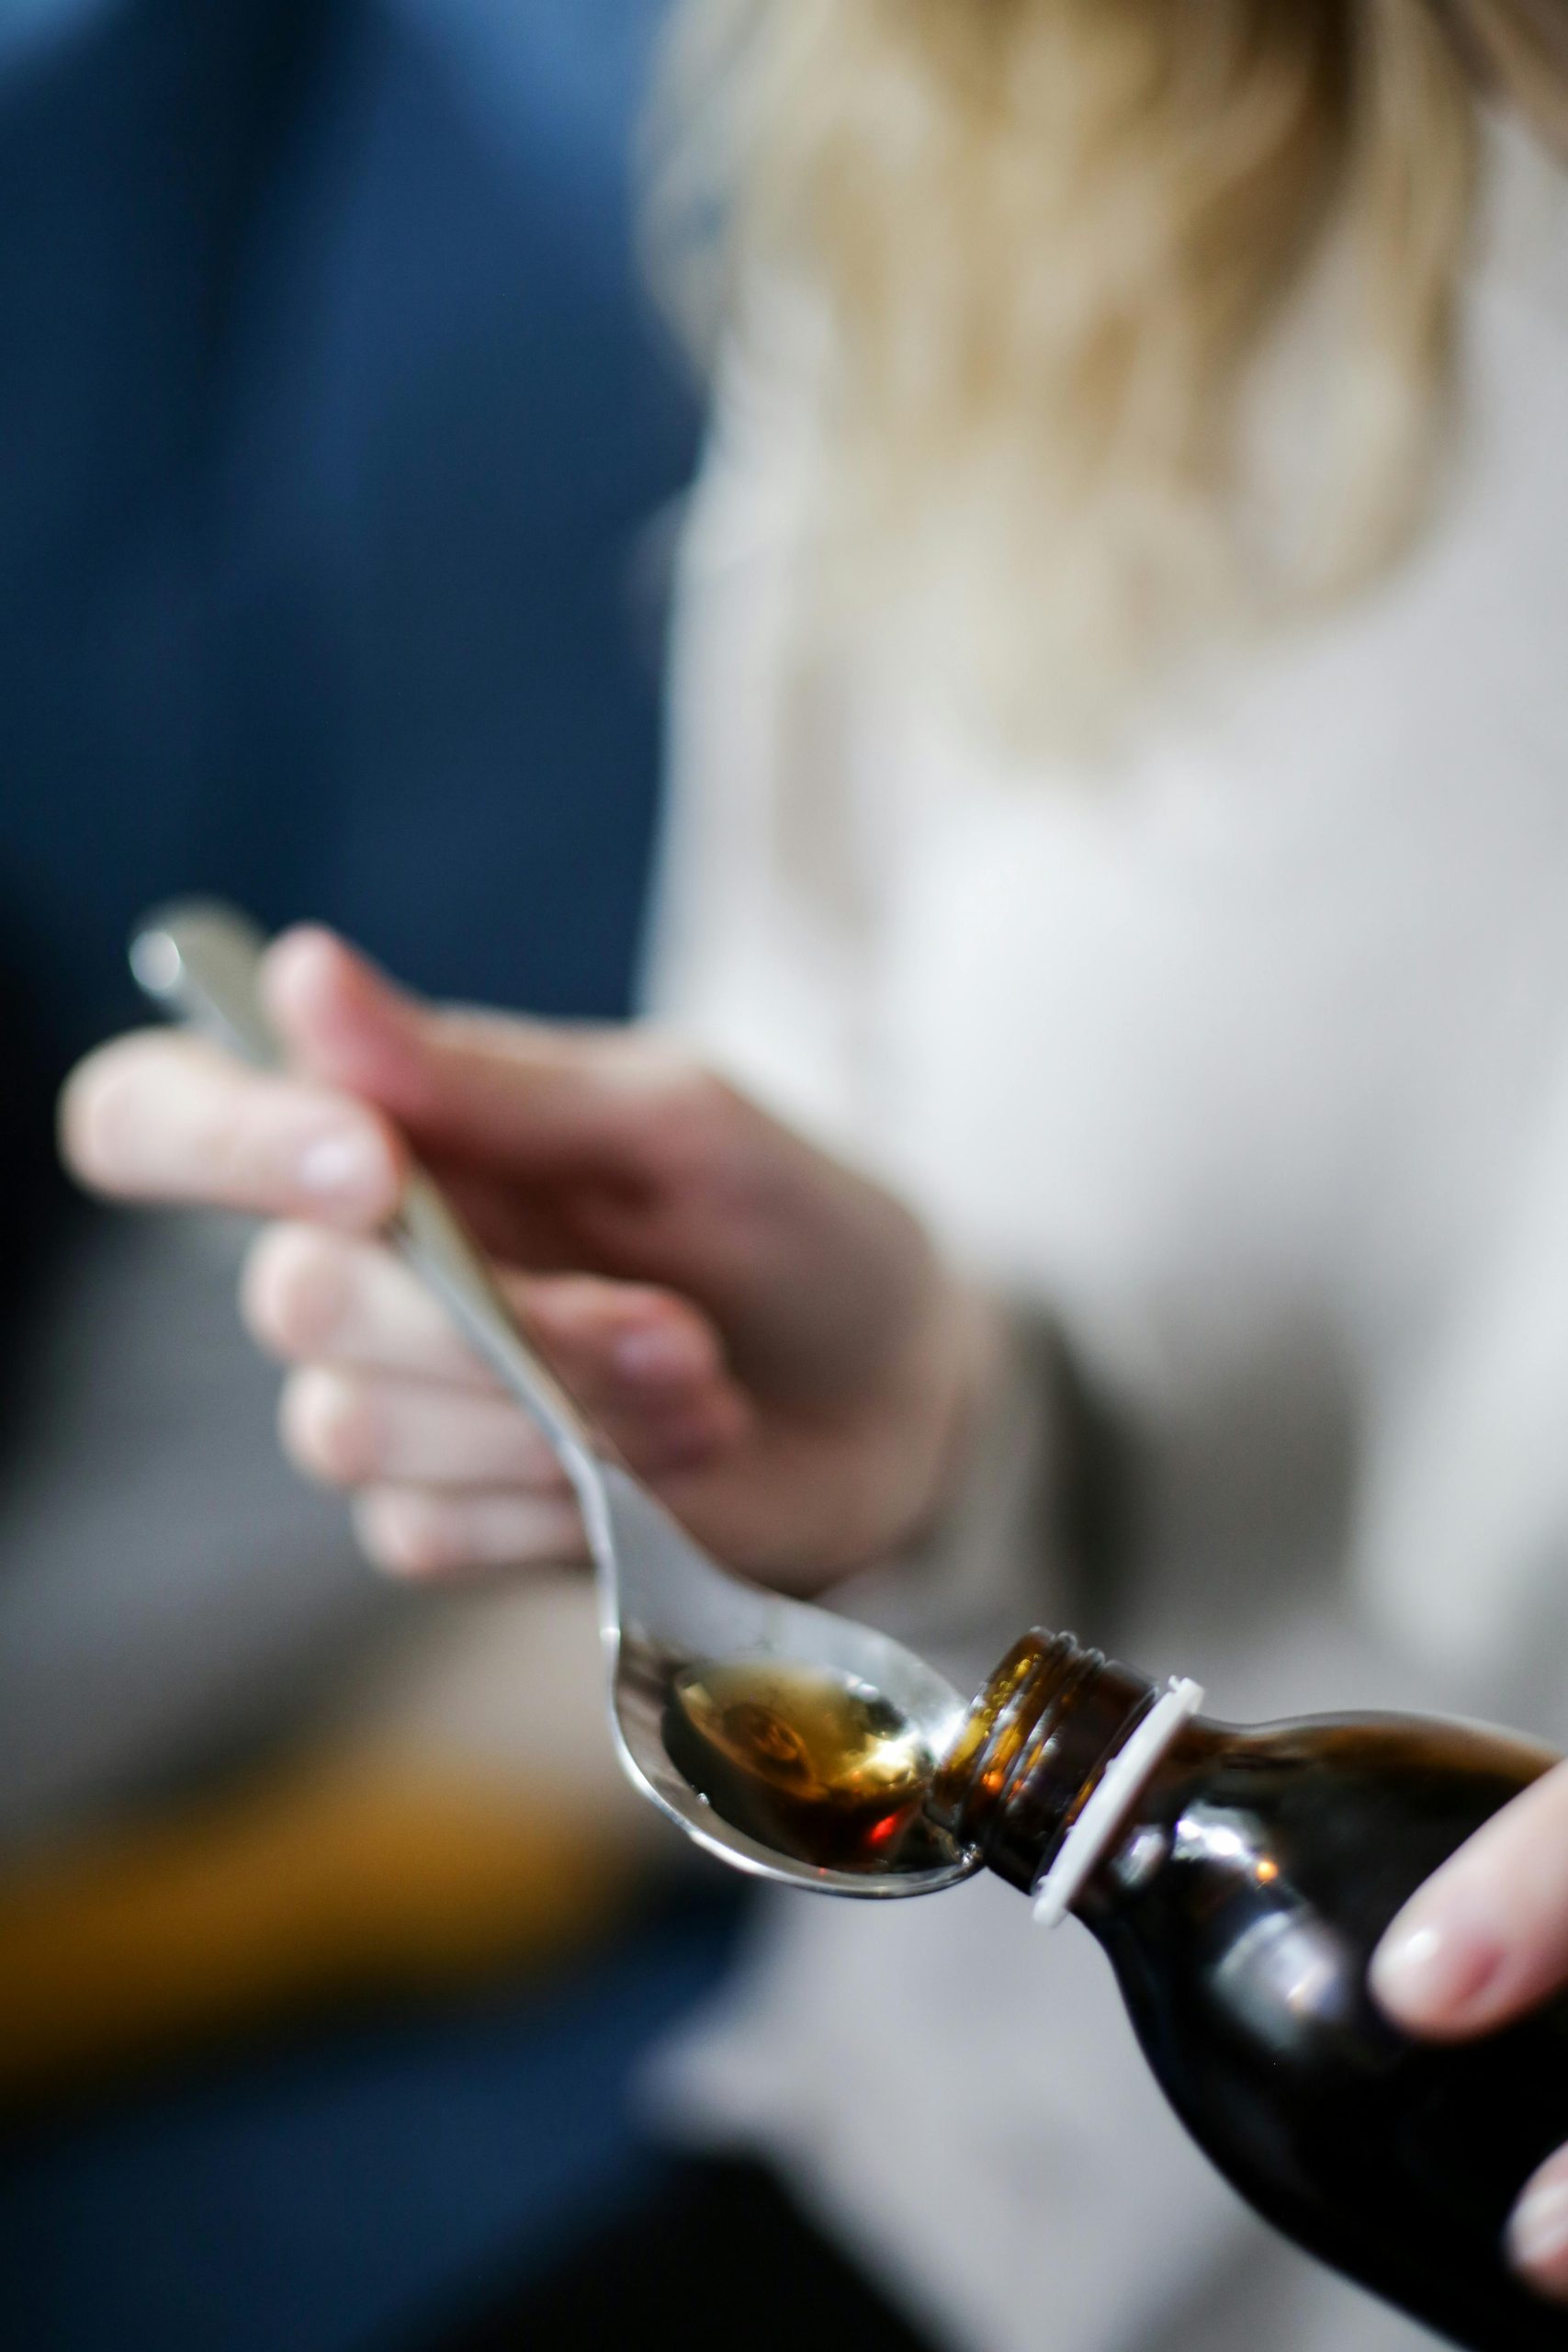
[590,1457,977,1893]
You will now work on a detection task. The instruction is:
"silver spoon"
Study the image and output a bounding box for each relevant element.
[129,901,979,1896]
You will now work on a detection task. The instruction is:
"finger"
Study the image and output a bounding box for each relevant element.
[243,1227,502,1386]
[61,1033,402,1226]
[1371,1756,1568,2039]
[243,1228,751,1439]
[280,1368,570,1492]
[352,1486,586,1580]
[279,1342,748,1492]
[525,1272,753,1457]
[1510,2145,1568,2301]
[260,925,706,1179]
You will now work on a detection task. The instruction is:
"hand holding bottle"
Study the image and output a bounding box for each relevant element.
[1373,1756,1568,2301]
[61,927,991,1592]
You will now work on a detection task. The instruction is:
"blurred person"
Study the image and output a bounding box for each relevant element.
[61,2,1568,2348]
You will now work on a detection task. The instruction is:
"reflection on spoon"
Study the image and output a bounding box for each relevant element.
[663,1657,964,1876]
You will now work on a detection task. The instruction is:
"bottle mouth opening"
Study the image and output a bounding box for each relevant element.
[931,1629,1198,1902]
[930,1634,1051,1835]
[931,1631,1106,1849]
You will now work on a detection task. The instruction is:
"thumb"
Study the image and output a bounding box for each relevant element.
[1371,1753,1568,2041]
[261,927,649,1179]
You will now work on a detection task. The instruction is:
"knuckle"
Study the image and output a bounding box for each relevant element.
[641,1064,745,1182]
[519,1433,573,1496]
[519,1271,629,1347]
[525,1498,589,1564]
[487,1426,567,1496]
[200,1099,264,1199]
[242,1226,348,1358]
[59,1048,144,1187]
[278,1368,377,1487]
[355,1491,465,1578]
[665,1060,735,1128]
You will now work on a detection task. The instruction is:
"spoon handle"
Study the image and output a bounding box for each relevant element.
[128,899,601,1485]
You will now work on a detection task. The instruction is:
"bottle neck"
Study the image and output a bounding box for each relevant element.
[935,1631,1180,1902]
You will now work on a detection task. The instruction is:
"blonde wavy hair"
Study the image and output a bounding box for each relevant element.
[652,0,1568,749]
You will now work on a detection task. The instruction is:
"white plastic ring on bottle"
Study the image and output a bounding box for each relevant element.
[1032,1677,1206,1928]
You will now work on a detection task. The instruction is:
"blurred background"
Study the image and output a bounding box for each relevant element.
[0,4,747,2346]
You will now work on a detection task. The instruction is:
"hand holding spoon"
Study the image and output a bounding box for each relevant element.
[130,902,980,1897]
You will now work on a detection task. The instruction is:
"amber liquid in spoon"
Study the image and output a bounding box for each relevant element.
[663,1658,952,1874]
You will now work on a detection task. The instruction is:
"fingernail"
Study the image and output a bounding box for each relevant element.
[1510,2180,1568,2280]
[294,1125,388,1204]
[1371,1913,1503,2024]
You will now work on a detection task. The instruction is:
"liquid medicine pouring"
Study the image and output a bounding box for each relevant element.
[130,901,978,1898]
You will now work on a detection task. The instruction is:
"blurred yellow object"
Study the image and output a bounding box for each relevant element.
[0,1743,641,2099]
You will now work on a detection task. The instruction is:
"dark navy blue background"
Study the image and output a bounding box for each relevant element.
[0,9,727,2347]
[0,0,697,1052]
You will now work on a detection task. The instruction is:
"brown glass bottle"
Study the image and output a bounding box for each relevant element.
[933,1631,1568,2351]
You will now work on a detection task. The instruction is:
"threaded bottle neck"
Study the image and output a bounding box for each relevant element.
[935,1630,1160,1896]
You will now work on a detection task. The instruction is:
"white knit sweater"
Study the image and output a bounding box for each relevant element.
[645,119,1568,2352]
